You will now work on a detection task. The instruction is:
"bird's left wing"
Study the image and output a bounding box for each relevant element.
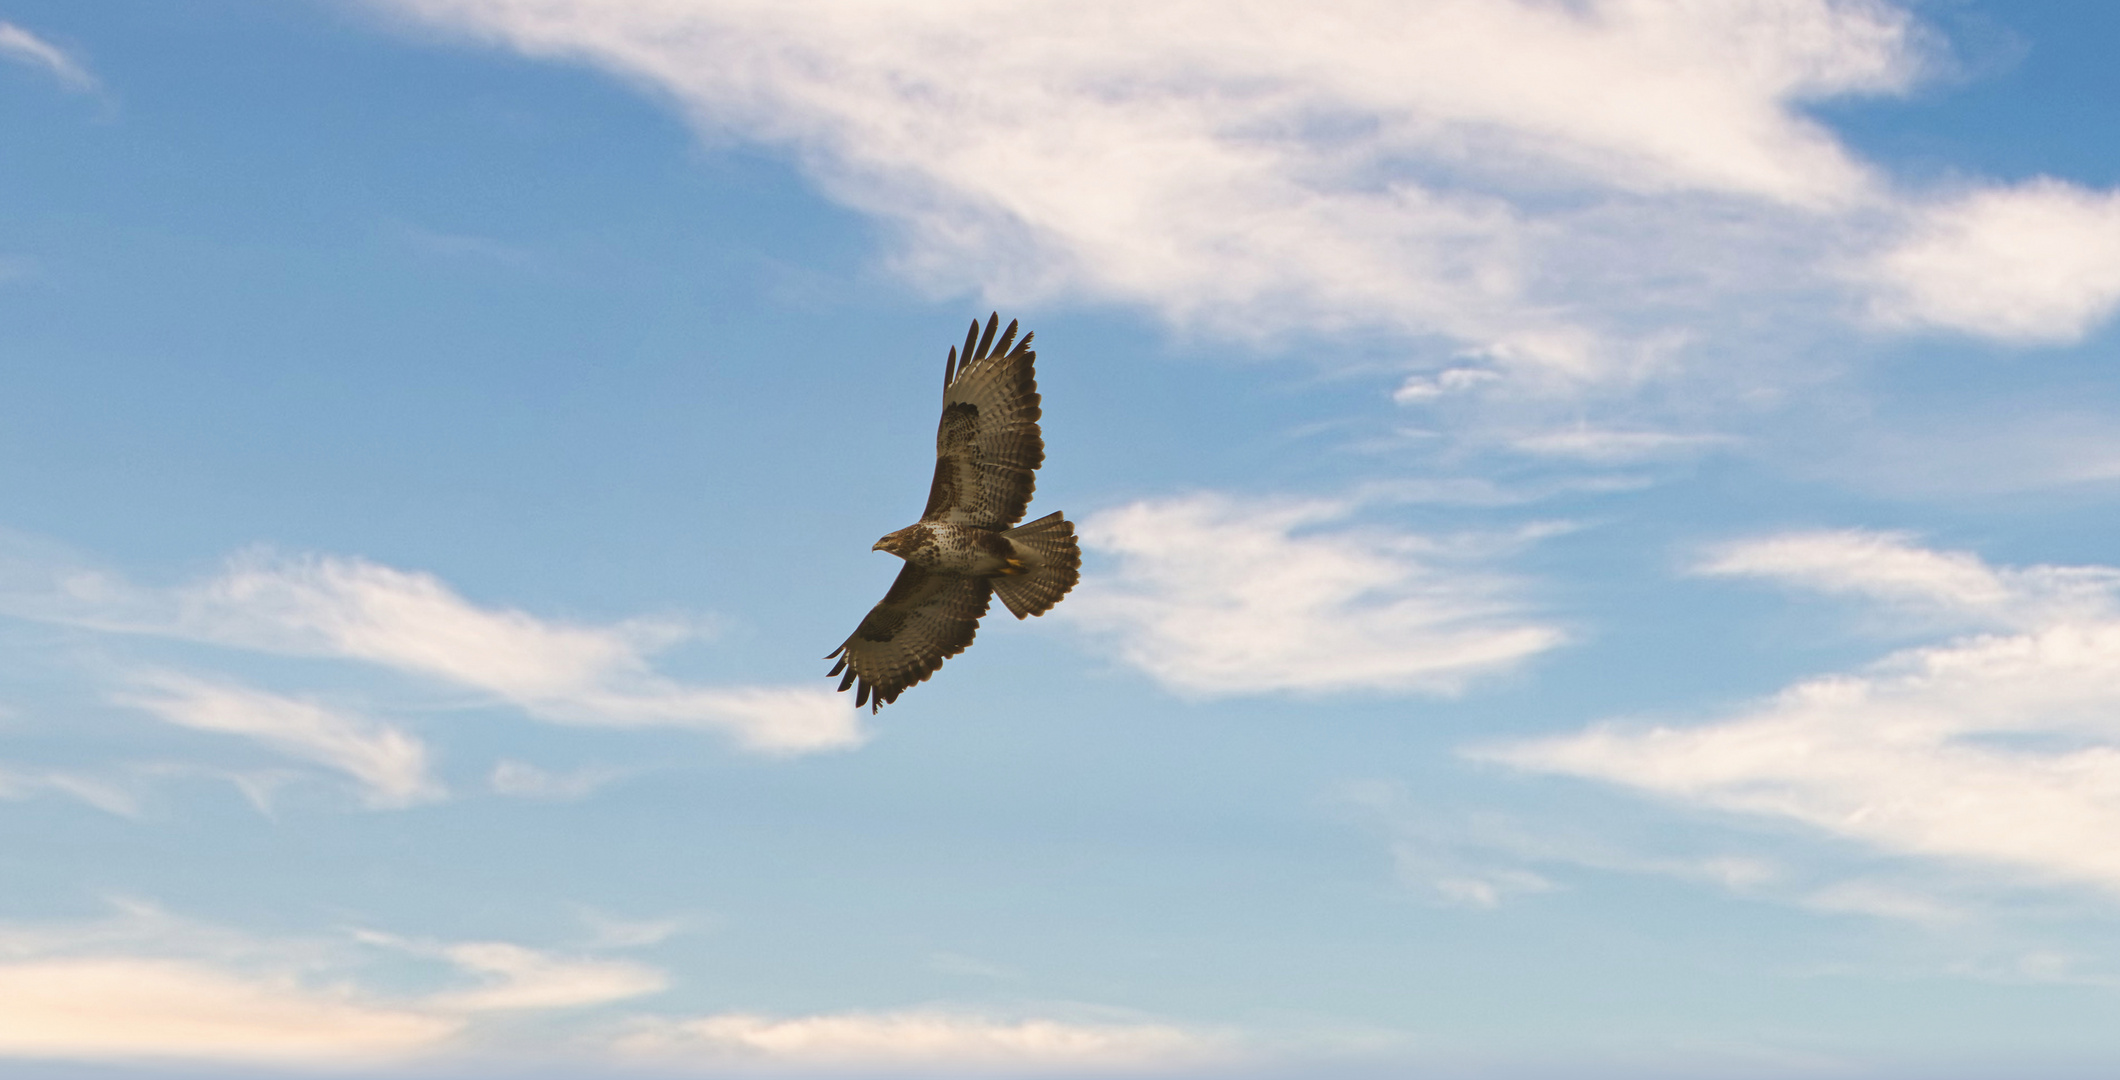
[826,563,994,712]
[920,313,1044,529]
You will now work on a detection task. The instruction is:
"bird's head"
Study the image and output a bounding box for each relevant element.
[873,526,920,557]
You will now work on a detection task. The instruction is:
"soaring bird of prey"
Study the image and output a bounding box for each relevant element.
[826,314,1080,711]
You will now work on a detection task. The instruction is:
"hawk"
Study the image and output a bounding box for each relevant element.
[826,313,1080,711]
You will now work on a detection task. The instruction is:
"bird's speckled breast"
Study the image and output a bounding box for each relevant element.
[903,522,1014,576]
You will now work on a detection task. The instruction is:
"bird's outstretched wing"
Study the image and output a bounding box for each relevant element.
[920,313,1044,530]
[826,564,994,712]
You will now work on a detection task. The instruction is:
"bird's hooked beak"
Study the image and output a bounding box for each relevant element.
[874,527,916,556]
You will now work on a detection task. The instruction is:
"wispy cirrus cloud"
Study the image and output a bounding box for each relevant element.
[1484,531,2120,898]
[0,21,94,91]
[1068,494,1562,697]
[2,540,861,756]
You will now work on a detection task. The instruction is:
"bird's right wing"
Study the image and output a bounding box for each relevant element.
[826,563,994,711]
[919,313,1045,530]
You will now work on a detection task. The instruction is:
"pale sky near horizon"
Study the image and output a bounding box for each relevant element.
[5,2,2120,1077]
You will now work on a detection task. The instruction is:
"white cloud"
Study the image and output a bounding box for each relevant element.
[1487,531,2120,897]
[0,21,94,91]
[361,0,1991,379]
[120,672,443,808]
[1,542,863,756]
[1068,494,1562,696]
[613,1009,1226,1073]
[1865,178,2120,344]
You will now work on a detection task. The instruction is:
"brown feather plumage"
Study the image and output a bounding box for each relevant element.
[827,314,1077,711]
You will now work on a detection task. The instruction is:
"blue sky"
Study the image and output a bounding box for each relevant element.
[5,1,2120,1076]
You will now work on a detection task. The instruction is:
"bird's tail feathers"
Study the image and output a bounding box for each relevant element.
[995,511,1080,619]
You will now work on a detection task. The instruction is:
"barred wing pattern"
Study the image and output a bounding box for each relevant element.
[922,314,1043,530]
[826,564,995,712]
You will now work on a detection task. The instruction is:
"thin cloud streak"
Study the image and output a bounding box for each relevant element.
[0,763,140,817]
[0,21,95,91]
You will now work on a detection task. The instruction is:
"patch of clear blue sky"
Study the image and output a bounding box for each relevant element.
[4,1,2120,1076]
[1816,0,2120,186]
